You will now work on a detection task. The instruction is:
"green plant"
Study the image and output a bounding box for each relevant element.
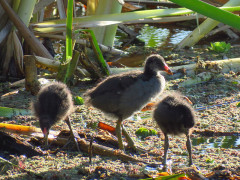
[56,0,74,83]
[64,0,74,83]
[135,127,157,139]
[170,0,240,31]
[205,158,214,163]
[236,102,240,107]
[74,96,84,105]
[209,42,231,53]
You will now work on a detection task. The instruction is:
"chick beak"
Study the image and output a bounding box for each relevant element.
[42,127,48,136]
[184,96,193,105]
[164,64,173,75]
[42,127,49,146]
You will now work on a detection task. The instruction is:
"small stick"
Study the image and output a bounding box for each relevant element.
[65,116,80,152]
[88,135,93,164]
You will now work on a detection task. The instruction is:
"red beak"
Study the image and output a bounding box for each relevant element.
[164,64,173,75]
[42,127,48,135]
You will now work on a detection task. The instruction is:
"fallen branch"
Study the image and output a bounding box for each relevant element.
[111,58,240,81]
[78,139,145,163]
[35,33,125,55]
[0,131,44,157]
[0,123,146,163]
[8,57,240,88]
[207,23,239,40]
[46,130,146,162]
[178,72,221,87]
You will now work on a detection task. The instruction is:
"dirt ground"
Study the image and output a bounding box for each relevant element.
[0,46,240,179]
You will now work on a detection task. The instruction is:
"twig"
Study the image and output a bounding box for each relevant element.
[35,33,124,55]
[89,135,93,164]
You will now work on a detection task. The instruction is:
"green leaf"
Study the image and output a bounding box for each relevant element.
[206,158,214,163]
[149,129,157,136]
[236,102,240,107]
[74,96,84,105]
[136,128,157,138]
[66,0,73,59]
[232,81,238,85]
[0,107,31,118]
[209,42,231,53]
[169,0,240,31]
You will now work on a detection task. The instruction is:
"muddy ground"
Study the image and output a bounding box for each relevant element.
[0,46,240,179]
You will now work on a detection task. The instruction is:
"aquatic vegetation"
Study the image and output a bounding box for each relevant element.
[209,41,231,53]
[74,96,84,105]
[135,127,157,139]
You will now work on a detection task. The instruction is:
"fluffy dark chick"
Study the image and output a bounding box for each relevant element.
[153,91,196,167]
[32,82,78,150]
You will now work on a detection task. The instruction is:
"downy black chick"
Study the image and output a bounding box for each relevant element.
[153,91,196,167]
[32,82,79,150]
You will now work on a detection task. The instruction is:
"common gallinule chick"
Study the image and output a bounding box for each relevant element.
[32,82,79,150]
[85,54,173,150]
[153,91,195,167]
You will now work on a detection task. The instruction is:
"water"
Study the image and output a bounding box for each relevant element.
[137,25,169,47]
[115,24,192,48]
[169,29,192,45]
[137,25,192,47]
[192,135,240,149]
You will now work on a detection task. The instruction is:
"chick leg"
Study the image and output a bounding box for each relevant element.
[116,118,124,150]
[121,125,135,150]
[44,133,49,146]
[65,116,80,151]
[186,132,193,166]
[163,133,169,167]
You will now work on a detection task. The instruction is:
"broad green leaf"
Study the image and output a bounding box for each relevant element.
[150,129,157,136]
[74,96,84,105]
[206,158,214,163]
[136,127,157,138]
[170,0,240,30]
[236,102,240,107]
[0,106,31,118]
[209,42,231,53]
